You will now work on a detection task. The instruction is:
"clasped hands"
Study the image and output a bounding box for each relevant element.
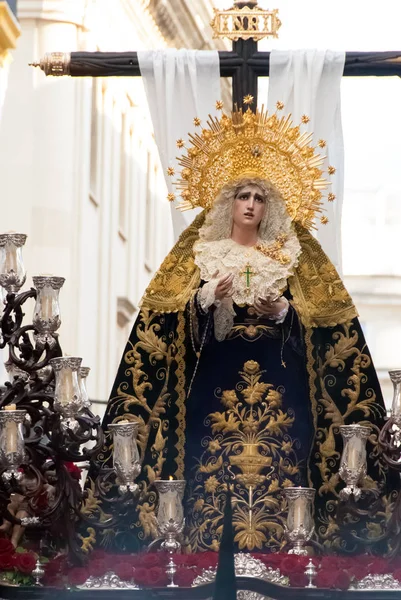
[214,272,287,318]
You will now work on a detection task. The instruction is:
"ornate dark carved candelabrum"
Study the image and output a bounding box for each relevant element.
[0,233,141,563]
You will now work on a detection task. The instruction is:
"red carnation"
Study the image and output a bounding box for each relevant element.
[43,574,64,587]
[0,539,14,555]
[175,567,196,587]
[174,554,191,566]
[64,462,82,481]
[196,552,218,570]
[320,555,338,570]
[114,562,134,581]
[347,564,369,581]
[133,566,148,585]
[68,567,89,586]
[147,566,168,587]
[45,556,67,577]
[15,552,36,574]
[316,569,337,588]
[90,548,108,561]
[0,553,15,570]
[259,553,283,568]
[369,557,388,575]
[140,553,163,568]
[88,558,107,577]
[289,571,308,587]
[335,570,351,590]
[357,554,376,567]
[279,555,309,576]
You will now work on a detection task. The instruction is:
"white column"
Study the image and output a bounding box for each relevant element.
[0,1,21,122]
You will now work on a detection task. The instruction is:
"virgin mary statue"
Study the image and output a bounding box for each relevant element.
[84,102,396,555]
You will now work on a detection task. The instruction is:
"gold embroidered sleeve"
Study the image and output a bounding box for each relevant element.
[289,224,357,328]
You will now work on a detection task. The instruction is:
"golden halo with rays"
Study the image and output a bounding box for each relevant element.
[169,103,333,230]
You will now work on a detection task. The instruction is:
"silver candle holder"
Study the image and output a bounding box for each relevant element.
[78,367,91,410]
[339,424,370,501]
[390,370,401,423]
[109,421,141,494]
[32,558,45,586]
[154,479,186,587]
[0,233,27,294]
[304,558,317,588]
[32,276,65,348]
[5,360,29,384]
[284,486,315,556]
[385,370,401,448]
[50,357,83,431]
[0,406,27,481]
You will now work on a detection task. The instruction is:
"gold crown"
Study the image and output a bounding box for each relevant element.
[168,100,334,230]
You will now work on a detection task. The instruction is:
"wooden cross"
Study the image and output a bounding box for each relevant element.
[30,2,401,111]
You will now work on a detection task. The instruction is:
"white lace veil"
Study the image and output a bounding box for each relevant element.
[193,178,302,341]
[196,177,294,245]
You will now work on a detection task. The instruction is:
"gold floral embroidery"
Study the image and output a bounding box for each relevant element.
[289,224,357,328]
[305,319,391,549]
[88,309,187,547]
[187,360,302,552]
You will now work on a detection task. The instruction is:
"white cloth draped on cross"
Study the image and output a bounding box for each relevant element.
[139,48,345,275]
[268,49,345,275]
[138,49,221,240]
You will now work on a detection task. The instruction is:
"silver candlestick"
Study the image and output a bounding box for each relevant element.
[50,356,83,432]
[339,424,370,501]
[154,479,186,587]
[284,486,315,556]
[388,370,401,447]
[109,420,141,494]
[304,558,317,588]
[0,406,27,481]
[390,370,401,421]
[32,558,45,586]
[32,276,65,348]
[0,233,27,293]
[78,367,91,409]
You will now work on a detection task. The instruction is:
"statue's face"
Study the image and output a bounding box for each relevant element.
[232,184,266,232]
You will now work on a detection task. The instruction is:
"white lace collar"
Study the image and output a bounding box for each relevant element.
[194,235,301,305]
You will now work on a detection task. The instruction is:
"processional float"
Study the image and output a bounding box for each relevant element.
[1,1,401,598]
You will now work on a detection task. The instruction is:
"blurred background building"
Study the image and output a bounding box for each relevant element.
[0,0,228,414]
[0,0,400,413]
[0,0,19,118]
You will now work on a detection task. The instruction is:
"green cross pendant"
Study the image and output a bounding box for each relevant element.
[243,263,255,292]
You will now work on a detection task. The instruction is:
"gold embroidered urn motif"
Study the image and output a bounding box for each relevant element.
[187,360,302,552]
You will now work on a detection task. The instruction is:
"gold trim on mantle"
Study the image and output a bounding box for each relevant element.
[0,2,21,67]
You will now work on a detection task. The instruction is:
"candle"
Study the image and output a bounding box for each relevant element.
[348,436,364,469]
[390,371,401,418]
[4,404,18,454]
[38,276,54,321]
[118,421,132,467]
[41,294,53,321]
[5,244,17,273]
[59,370,74,405]
[293,496,306,529]
[164,490,178,521]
